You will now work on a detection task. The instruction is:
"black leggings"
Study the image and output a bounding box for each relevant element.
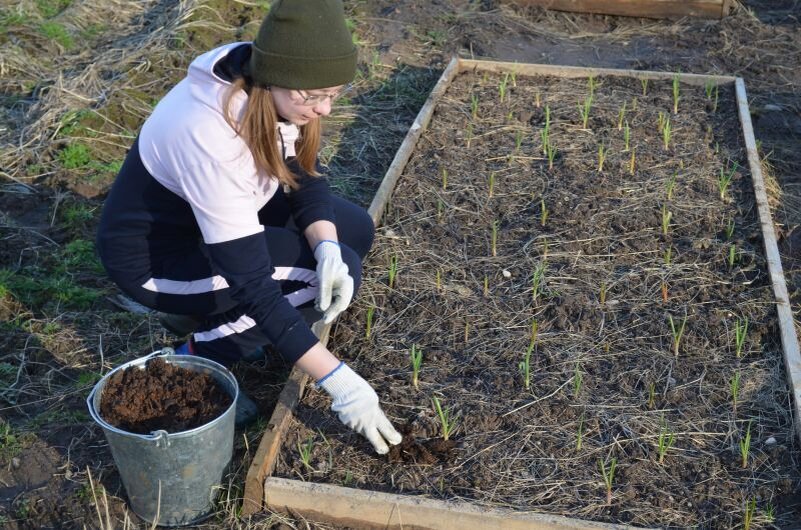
[116,191,373,365]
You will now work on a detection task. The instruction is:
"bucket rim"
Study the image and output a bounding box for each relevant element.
[87,349,239,440]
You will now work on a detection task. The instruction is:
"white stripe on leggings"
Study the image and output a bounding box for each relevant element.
[142,275,229,294]
[177,266,319,344]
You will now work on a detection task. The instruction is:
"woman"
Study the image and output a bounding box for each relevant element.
[96,0,402,455]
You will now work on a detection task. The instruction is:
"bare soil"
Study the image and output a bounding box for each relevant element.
[99,358,232,434]
[275,71,800,528]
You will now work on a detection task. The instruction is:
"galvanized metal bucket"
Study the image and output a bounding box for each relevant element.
[87,349,238,526]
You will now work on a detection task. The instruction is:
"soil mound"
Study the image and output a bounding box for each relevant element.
[99,358,232,434]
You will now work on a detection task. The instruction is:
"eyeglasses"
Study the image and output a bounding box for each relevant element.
[293,84,352,106]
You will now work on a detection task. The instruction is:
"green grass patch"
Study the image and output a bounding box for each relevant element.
[38,20,74,50]
[36,0,72,18]
[62,239,104,274]
[59,143,92,169]
[0,267,101,312]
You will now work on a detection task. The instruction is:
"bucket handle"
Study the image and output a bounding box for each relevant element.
[86,348,176,442]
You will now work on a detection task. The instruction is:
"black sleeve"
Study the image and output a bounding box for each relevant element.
[205,232,318,363]
[285,158,336,231]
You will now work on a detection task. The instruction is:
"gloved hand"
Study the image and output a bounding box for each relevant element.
[313,240,354,324]
[318,362,402,454]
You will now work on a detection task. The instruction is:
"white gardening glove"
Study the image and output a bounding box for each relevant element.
[313,240,354,324]
[318,362,402,454]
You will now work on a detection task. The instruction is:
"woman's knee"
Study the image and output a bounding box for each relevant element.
[340,244,363,293]
[332,196,374,259]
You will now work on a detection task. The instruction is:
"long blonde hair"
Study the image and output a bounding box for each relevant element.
[223,78,321,189]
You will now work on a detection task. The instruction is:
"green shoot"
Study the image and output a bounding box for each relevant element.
[728,244,737,269]
[730,369,740,415]
[388,254,398,289]
[511,70,517,88]
[365,306,374,338]
[623,121,630,152]
[576,412,585,451]
[597,144,607,172]
[668,314,687,357]
[297,435,315,472]
[765,502,775,523]
[629,149,636,175]
[432,396,458,441]
[666,172,677,200]
[641,78,649,96]
[704,79,715,100]
[435,269,442,292]
[662,116,672,150]
[499,73,510,103]
[588,75,597,96]
[739,420,752,469]
[491,220,499,257]
[599,457,617,505]
[725,217,735,239]
[657,417,676,464]
[657,111,666,133]
[470,93,479,120]
[535,90,541,108]
[647,381,656,409]
[672,73,680,114]
[664,247,672,266]
[631,96,638,111]
[483,275,489,297]
[540,105,551,155]
[441,168,448,190]
[488,172,496,198]
[437,198,443,221]
[734,317,748,358]
[578,95,593,129]
[743,497,757,530]
[617,101,627,131]
[410,344,422,389]
[514,129,524,153]
[545,140,557,170]
[661,204,672,236]
[573,361,583,398]
[532,262,546,302]
[718,162,738,199]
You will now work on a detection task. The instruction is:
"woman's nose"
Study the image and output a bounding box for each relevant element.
[313,98,332,117]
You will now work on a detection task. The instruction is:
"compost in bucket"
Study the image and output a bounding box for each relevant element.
[100,358,232,434]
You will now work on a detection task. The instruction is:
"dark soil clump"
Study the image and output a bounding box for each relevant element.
[387,424,456,465]
[100,358,232,434]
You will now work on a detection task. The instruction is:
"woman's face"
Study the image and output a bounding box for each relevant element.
[270,85,344,126]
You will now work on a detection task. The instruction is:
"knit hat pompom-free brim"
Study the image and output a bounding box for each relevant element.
[249,0,357,90]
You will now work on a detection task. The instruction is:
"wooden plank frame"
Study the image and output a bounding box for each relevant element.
[242,57,801,528]
[506,0,732,19]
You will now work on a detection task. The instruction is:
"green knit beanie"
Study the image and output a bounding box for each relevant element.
[249,0,357,90]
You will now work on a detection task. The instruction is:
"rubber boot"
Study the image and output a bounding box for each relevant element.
[235,391,259,428]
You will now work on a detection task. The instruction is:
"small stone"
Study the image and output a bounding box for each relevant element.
[502,269,512,278]
[765,436,777,445]
[11,458,20,469]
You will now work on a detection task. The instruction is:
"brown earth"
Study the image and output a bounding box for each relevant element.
[275,70,800,528]
[99,358,232,434]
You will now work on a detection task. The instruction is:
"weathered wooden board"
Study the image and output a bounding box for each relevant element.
[506,0,731,19]
[241,57,801,529]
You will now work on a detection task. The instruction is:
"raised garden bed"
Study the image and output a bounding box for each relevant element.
[506,0,732,19]
[244,58,801,528]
